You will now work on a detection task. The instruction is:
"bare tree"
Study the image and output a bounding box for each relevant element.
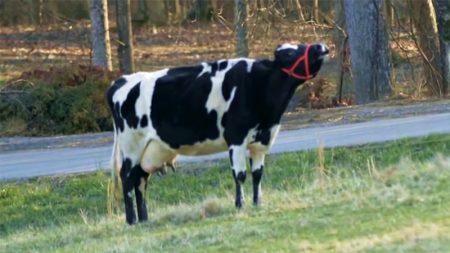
[344,0,392,104]
[235,0,249,57]
[188,0,211,22]
[384,0,395,28]
[433,0,450,95]
[408,0,443,96]
[89,0,112,71]
[115,0,134,74]
[333,0,348,102]
[313,0,319,23]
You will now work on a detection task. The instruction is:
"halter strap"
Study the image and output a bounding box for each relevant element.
[280,44,313,80]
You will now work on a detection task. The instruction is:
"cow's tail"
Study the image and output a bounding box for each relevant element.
[110,126,123,200]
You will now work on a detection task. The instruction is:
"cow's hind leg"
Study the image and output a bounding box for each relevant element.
[134,167,149,222]
[120,158,137,224]
[229,145,247,208]
[250,152,265,206]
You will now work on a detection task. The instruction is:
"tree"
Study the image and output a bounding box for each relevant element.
[235,0,248,57]
[312,0,319,23]
[333,0,347,102]
[408,0,443,96]
[344,0,392,104]
[89,0,112,71]
[115,0,134,74]
[188,0,211,22]
[433,0,450,95]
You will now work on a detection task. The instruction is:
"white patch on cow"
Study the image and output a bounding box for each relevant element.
[244,59,255,72]
[276,43,298,51]
[197,62,211,77]
[268,124,281,146]
[230,144,247,174]
[318,43,329,61]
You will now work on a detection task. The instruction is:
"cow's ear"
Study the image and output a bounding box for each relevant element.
[274,48,281,60]
[274,44,282,59]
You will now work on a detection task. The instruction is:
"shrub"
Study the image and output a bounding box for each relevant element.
[0,64,120,136]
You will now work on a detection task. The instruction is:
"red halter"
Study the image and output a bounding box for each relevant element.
[280,44,313,81]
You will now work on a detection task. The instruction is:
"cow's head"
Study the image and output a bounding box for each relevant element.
[274,43,329,81]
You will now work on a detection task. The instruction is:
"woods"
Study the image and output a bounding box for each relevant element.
[0,0,449,136]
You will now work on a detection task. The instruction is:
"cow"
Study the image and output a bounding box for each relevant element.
[106,42,329,224]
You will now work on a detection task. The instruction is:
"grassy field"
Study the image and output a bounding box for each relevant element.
[1,134,449,252]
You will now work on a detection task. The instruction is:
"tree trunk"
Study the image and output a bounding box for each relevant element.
[344,0,392,104]
[115,0,134,74]
[294,0,306,22]
[148,0,167,25]
[89,0,112,71]
[188,0,211,22]
[313,0,319,23]
[433,0,450,95]
[385,0,395,28]
[408,0,443,96]
[235,0,249,57]
[333,0,348,101]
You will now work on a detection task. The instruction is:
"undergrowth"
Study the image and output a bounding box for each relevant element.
[0,64,119,136]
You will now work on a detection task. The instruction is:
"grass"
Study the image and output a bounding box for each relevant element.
[0,134,449,252]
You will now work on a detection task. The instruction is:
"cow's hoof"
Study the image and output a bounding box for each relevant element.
[253,199,262,207]
[126,218,137,225]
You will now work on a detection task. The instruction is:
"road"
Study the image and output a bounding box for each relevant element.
[1,112,450,181]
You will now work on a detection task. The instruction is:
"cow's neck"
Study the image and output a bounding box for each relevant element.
[254,60,305,127]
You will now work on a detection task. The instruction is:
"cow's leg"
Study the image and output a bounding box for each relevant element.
[120,158,137,224]
[249,152,265,206]
[229,145,247,208]
[134,167,149,222]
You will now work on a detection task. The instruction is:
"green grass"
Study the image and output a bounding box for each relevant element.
[1,134,449,252]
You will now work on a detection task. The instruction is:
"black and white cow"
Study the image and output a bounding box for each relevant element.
[106,42,329,224]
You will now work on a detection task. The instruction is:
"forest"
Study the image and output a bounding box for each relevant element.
[0,0,449,136]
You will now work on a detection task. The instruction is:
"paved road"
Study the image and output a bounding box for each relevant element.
[1,112,450,181]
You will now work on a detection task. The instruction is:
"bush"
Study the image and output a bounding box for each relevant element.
[0,65,120,136]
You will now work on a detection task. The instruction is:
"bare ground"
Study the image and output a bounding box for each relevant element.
[1,99,449,152]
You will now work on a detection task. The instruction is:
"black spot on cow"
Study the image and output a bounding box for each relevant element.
[222,60,248,101]
[140,115,148,128]
[121,82,141,129]
[166,65,204,81]
[252,166,264,205]
[218,61,228,71]
[106,77,128,132]
[151,65,220,149]
[255,128,271,145]
[229,149,234,167]
[221,112,228,128]
[114,102,124,132]
[209,61,218,76]
[233,170,246,184]
[114,77,127,87]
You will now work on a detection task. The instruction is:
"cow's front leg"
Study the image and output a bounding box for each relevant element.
[229,145,247,208]
[250,152,265,206]
[120,159,137,224]
[134,167,149,222]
